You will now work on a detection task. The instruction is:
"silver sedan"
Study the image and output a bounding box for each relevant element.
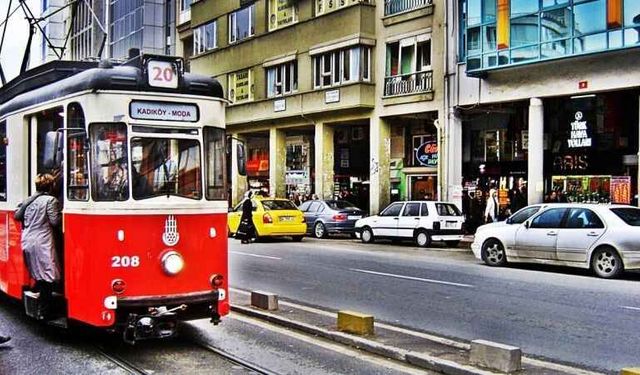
[471,204,640,278]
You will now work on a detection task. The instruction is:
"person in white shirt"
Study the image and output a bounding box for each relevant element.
[484,188,499,223]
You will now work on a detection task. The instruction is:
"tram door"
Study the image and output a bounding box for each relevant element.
[29,106,64,198]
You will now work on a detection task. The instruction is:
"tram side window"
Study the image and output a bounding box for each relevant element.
[0,121,6,201]
[90,123,129,201]
[204,127,226,200]
[36,107,64,174]
[67,103,88,201]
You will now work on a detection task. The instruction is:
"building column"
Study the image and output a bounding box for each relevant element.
[369,116,391,215]
[230,133,247,206]
[446,108,463,206]
[269,127,286,198]
[637,95,640,207]
[528,98,544,204]
[314,122,334,199]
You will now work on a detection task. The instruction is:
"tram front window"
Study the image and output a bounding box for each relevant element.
[131,138,202,200]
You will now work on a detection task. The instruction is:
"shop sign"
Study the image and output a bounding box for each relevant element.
[521,130,528,150]
[325,89,340,104]
[568,111,592,148]
[415,141,438,167]
[286,170,309,185]
[611,176,631,204]
[274,99,286,112]
[553,154,589,173]
[130,101,198,122]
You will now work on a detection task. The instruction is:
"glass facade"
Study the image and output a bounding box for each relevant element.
[463,0,640,73]
[109,0,167,59]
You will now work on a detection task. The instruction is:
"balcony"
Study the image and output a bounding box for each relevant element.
[384,71,432,97]
[384,0,431,16]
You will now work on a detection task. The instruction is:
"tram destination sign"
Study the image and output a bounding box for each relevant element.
[130,101,199,122]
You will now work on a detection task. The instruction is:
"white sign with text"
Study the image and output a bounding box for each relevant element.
[147,60,178,89]
[130,101,198,122]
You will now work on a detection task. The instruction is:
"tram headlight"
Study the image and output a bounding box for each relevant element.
[161,251,184,275]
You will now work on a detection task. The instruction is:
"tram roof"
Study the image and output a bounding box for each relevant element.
[0,58,224,117]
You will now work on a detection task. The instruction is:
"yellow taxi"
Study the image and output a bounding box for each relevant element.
[228,196,307,241]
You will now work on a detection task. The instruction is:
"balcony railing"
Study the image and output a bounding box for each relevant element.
[384,71,432,97]
[384,0,432,16]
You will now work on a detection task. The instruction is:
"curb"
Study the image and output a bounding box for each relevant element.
[232,305,494,375]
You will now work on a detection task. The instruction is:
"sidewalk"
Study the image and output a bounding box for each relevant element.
[229,289,603,375]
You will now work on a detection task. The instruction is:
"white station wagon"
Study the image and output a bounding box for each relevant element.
[354,201,465,247]
[472,204,640,278]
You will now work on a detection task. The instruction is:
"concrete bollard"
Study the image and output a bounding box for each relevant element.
[469,339,522,373]
[621,369,640,375]
[337,310,374,335]
[250,291,279,311]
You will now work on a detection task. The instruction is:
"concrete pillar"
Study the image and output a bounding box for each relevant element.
[269,127,286,198]
[230,133,247,206]
[528,98,544,204]
[369,116,391,215]
[637,95,640,207]
[314,122,335,200]
[446,108,463,206]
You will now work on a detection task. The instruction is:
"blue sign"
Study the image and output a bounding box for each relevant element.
[415,141,438,167]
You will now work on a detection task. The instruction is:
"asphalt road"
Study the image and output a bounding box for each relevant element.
[229,237,640,373]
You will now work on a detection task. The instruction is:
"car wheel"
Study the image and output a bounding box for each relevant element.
[445,240,460,248]
[361,227,374,244]
[481,239,507,266]
[291,236,304,242]
[591,247,623,279]
[314,222,327,239]
[414,230,431,248]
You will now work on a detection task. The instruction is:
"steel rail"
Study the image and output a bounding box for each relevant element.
[196,341,282,375]
[93,345,151,375]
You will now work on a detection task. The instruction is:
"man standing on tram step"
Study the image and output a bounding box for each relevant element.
[15,174,62,319]
[237,191,256,244]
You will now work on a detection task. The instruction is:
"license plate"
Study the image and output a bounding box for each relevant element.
[445,221,458,228]
[280,216,294,222]
[348,215,362,220]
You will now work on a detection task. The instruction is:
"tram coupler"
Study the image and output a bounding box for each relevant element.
[122,304,186,345]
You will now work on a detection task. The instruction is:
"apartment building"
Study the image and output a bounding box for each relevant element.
[445,0,640,228]
[177,0,440,213]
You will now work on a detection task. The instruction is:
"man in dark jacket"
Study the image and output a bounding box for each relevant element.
[236,192,256,244]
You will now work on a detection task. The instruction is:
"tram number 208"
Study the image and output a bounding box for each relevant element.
[111,256,141,268]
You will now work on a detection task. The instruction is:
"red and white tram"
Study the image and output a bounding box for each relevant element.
[0,55,234,342]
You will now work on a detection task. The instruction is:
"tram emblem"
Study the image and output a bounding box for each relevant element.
[162,215,180,247]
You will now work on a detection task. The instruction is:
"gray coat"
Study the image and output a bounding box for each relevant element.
[17,194,62,283]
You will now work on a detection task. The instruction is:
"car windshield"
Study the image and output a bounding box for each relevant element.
[261,200,297,210]
[436,203,462,216]
[131,137,201,200]
[509,206,541,224]
[326,200,357,210]
[611,208,640,226]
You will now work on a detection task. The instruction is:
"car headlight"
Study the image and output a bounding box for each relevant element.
[161,251,184,276]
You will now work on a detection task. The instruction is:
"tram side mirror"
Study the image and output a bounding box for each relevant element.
[237,142,246,176]
[43,131,63,169]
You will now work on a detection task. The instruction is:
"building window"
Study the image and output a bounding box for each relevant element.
[194,21,217,55]
[269,0,299,31]
[459,0,467,60]
[385,35,432,96]
[229,4,256,43]
[228,69,254,104]
[313,46,371,89]
[463,0,640,74]
[267,61,298,98]
[181,0,193,11]
[384,0,432,16]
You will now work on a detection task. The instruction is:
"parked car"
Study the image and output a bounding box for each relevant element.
[228,197,307,241]
[471,204,640,278]
[354,201,464,247]
[299,200,365,238]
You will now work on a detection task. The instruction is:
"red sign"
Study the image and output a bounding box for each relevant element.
[578,81,588,89]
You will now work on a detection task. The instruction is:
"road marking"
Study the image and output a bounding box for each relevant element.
[227,313,429,375]
[349,268,475,288]
[621,305,640,312]
[230,251,282,260]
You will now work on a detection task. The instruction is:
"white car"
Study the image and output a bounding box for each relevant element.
[471,204,640,278]
[354,201,465,247]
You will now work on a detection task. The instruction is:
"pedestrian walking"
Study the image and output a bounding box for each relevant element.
[484,188,499,223]
[236,191,256,244]
[15,173,62,319]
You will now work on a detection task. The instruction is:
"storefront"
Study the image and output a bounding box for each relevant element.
[543,90,639,205]
[333,125,370,210]
[460,102,529,231]
[388,113,439,202]
[245,135,270,194]
[285,135,314,199]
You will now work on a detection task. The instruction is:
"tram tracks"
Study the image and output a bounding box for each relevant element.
[94,344,151,375]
